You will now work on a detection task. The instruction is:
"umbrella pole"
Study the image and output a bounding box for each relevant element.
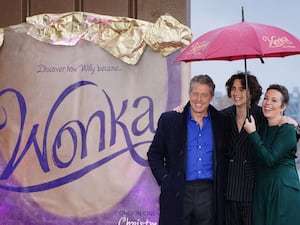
[242,7,250,121]
[244,57,250,120]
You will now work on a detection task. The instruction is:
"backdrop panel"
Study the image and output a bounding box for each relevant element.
[0,21,187,224]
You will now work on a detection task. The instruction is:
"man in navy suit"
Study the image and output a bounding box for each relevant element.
[148,74,229,225]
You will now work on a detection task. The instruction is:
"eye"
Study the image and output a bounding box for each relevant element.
[191,92,199,97]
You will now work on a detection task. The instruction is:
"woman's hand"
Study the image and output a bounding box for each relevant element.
[244,115,256,134]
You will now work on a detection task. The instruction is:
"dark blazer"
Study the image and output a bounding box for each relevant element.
[221,104,265,202]
[147,102,230,225]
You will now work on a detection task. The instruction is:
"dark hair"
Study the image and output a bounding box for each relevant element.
[190,74,215,96]
[266,84,289,106]
[225,71,262,105]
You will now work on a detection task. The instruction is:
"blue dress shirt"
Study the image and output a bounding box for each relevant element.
[186,107,213,181]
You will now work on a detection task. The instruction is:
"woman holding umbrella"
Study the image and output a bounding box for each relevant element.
[244,84,300,225]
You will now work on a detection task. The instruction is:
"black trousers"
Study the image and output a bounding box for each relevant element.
[183,180,214,225]
[225,200,252,225]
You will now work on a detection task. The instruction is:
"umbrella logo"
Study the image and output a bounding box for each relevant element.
[186,41,209,56]
[263,36,296,48]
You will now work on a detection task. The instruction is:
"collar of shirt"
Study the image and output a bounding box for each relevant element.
[188,106,211,122]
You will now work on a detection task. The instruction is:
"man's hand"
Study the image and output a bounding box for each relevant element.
[279,116,298,128]
[173,105,183,113]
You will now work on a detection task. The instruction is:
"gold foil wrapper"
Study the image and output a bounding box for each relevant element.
[0,28,3,47]
[26,12,89,46]
[83,14,150,65]
[22,12,192,65]
[143,14,192,56]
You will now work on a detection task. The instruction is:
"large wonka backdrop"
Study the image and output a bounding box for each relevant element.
[0,12,191,225]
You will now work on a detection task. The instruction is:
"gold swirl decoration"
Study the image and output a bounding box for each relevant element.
[0,12,192,65]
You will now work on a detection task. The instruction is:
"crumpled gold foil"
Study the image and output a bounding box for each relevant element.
[0,28,3,47]
[143,14,192,57]
[26,12,89,46]
[24,12,192,65]
[83,14,150,65]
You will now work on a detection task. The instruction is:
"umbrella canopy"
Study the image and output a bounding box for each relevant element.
[175,21,300,62]
[175,8,300,118]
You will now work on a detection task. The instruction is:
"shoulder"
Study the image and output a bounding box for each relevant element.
[220,105,235,116]
[158,110,184,123]
[277,124,298,146]
[250,104,263,116]
[209,105,230,125]
[279,123,296,132]
[275,124,297,142]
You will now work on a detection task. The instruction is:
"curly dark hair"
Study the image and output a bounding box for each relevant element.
[225,71,263,105]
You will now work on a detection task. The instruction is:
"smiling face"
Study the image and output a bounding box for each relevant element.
[189,82,213,117]
[230,79,247,108]
[262,89,287,125]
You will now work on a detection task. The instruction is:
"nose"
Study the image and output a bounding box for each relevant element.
[196,94,202,100]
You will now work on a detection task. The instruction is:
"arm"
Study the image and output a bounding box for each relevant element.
[147,114,169,185]
[248,124,297,167]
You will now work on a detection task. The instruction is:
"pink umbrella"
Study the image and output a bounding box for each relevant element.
[176,7,300,117]
[175,21,300,62]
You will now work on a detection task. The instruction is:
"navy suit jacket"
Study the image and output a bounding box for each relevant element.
[147,102,230,225]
